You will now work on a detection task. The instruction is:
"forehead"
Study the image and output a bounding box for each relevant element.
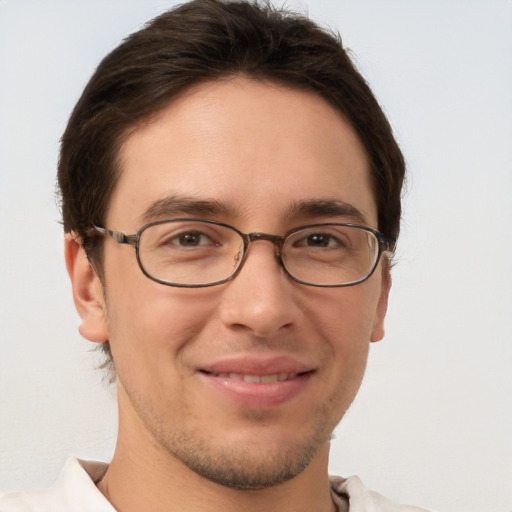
[109,77,376,230]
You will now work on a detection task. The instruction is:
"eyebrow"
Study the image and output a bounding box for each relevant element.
[285,199,369,225]
[140,195,369,227]
[141,195,239,223]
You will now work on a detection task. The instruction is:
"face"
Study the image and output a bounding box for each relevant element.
[71,77,389,489]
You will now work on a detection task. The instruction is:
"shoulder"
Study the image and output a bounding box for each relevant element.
[330,475,435,512]
[0,457,113,512]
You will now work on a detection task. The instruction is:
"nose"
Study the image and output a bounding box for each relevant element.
[219,240,304,338]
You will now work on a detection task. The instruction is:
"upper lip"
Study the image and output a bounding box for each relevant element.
[199,355,315,376]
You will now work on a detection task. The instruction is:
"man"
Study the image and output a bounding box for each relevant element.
[0,1,431,510]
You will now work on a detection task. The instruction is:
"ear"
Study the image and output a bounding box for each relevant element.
[370,265,391,343]
[65,234,109,343]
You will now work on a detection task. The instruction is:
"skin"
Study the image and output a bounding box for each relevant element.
[66,77,390,512]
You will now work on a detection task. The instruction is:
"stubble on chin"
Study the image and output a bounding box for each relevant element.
[147,399,338,490]
[168,431,320,490]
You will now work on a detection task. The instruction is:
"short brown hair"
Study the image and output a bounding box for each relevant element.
[58,0,405,375]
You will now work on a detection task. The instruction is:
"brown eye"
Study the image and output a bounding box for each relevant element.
[305,233,332,247]
[176,232,207,246]
[294,232,348,249]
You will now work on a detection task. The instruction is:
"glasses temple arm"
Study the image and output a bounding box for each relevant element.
[92,226,137,246]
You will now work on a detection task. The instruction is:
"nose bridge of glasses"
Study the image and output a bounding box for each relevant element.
[246,232,285,255]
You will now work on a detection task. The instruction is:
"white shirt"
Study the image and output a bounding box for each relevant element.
[0,457,433,511]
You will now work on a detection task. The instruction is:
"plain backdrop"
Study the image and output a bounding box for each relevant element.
[1,1,511,511]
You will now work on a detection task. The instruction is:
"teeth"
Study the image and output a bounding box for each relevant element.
[212,372,298,382]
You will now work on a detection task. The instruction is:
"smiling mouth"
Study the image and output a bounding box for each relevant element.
[199,368,314,408]
[204,372,307,384]
[201,370,311,383]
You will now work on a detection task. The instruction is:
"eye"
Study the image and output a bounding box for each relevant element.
[294,232,349,249]
[302,233,339,248]
[170,231,215,247]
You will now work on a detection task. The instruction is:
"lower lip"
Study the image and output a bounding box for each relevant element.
[199,372,312,409]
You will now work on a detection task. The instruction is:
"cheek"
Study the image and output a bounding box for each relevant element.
[103,267,218,381]
[307,295,371,426]
[306,282,381,346]
[307,284,380,384]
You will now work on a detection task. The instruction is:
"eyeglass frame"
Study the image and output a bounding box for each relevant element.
[89,218,392,288]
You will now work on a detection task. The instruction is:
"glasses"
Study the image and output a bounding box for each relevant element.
[91,218,391,288]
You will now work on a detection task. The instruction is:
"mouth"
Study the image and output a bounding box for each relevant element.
[198,358,315,409]
[201,370,308,383]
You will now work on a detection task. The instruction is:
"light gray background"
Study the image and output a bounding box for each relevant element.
[1,1,511,511]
